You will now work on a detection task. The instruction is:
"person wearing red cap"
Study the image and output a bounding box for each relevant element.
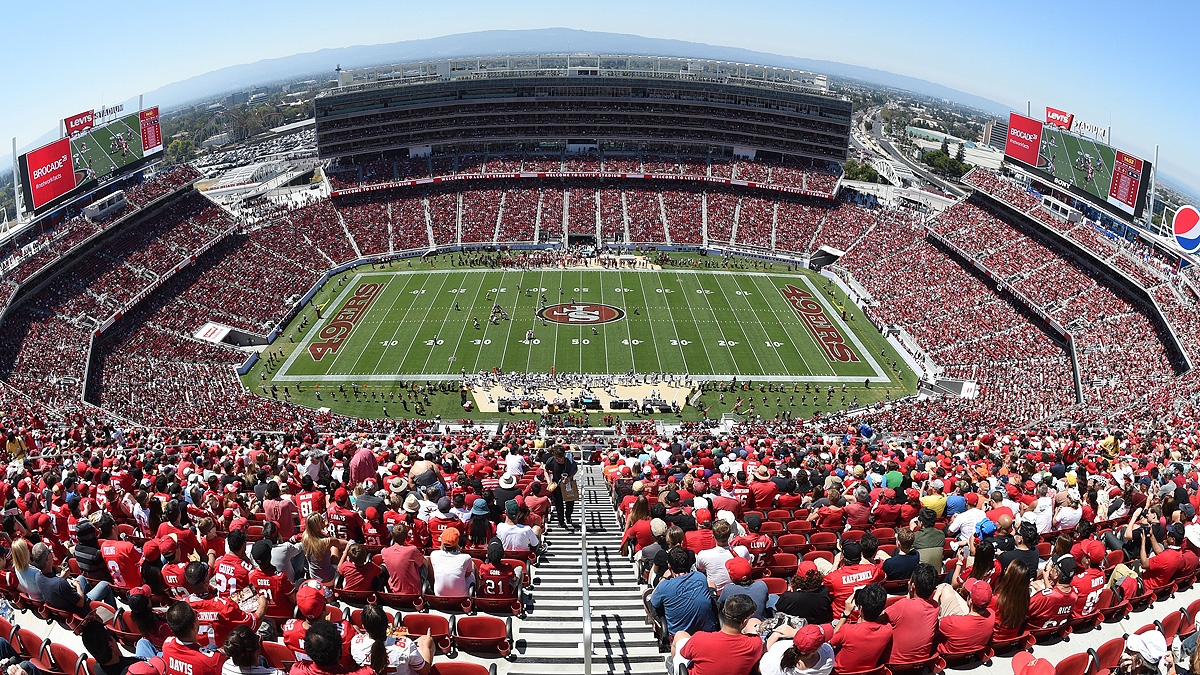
[671,594,763,675]
[156,502,200,560]
[683,508,716,553]
[1069,542,1107,619]
[872,489,903,527]
[936,578,995,654]
[758,622,835,675]
[282,582,356,666]
[718,557,769,620]
[1009,651,1055,675]
[159,537,188,599]
[326,488,364,543]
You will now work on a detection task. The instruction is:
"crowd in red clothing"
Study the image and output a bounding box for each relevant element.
[607,423,1200,675]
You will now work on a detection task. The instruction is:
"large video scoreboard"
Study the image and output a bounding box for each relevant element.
[1003,112,1152,220]
[17,107,164,215]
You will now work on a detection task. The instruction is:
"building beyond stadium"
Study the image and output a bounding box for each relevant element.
[315,55,851,164]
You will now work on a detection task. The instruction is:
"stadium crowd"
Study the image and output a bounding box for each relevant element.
[609,421,1200,675]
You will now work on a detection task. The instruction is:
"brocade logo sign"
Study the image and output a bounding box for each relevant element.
[31,155,69,180]
[1010,128,1037,143]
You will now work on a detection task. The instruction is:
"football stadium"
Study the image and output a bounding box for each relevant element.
[0,25,1198,675]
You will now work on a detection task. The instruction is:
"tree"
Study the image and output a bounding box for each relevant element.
[955,143,965,163]
[843,159,880,183]
[167,139,196,164]
[940,137,949,155]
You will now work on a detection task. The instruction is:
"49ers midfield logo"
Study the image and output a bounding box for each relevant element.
[538,303,625,325]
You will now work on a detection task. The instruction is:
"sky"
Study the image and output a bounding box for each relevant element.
[3,0,1198,192]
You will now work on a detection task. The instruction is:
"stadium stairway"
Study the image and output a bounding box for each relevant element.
[509,463,662,675]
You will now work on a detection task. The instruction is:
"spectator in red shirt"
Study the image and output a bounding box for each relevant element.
[337,544,382,591]
[249,539,295,619]
[476,540,522,603]
[1025,556,1077,632]
[829,582,893,672]
[326,488,364,543]
[844,487,872,529]
[1141,522,1187,590]
[730,513,775,571]
[97,515,143,589]
[262,482,299,542]
[873,489,903,527]
[809,488,844,530]
[671,594,763,675]
[295,476,327,520]
[747,466,778,510]
[156,502,200,560]
[824,540,884,617]
[937,578,995,654]
[381,522,426,596]
[1069,544,1107,618]
[885,562,940,664]
[162,602,225,675]
[619,497,654,556]
[211,529,254,596]
[183,560,264,650]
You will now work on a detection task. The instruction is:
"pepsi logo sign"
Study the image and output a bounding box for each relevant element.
[1174,206,1200,254]
[538,303,625,324]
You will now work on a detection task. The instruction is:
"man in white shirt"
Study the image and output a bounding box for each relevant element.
[504,449,528,477]
[429,529,474,597]
[947,493,988,544]
[416,486,440,522]
[496,500,541,551]
[694,520,736,593]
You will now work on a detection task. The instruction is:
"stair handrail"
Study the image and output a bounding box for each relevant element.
[581,464,592,675]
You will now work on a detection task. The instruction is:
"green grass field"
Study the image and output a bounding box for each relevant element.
[1038,127,1116,199]
[246,256,918,420]
[71,113,143,179]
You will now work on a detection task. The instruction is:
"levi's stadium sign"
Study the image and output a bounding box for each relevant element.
[1045,107,1073,129]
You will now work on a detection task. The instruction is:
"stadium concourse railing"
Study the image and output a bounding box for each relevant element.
[924,226,1087,406]
[0,177,201,329]
[966,186,1193,374]
[329,169,841,201]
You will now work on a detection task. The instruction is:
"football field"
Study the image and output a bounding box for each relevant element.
[271,266,896,385]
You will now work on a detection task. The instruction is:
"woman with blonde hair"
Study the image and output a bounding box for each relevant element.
[301,513,348,583]
[11,539,40,601]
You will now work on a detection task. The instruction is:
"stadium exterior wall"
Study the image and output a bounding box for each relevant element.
[316,75,851,164]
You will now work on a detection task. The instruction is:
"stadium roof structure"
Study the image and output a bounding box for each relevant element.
[329,53,838,98]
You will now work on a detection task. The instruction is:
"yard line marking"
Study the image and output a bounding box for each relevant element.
[617,269,640,368]
[348,273,422,374]
[672,273,726,376]
[726,274,792,375]
[652,269,699,375]
[631,269,664,374]
[394,272,452,375]
[442,269,488,374]
[698,273,764,375]
[598,270,611,375]
[748,274,823,374]
[415,269,465,369]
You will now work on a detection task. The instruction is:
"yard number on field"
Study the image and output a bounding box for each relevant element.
[471,339,492,345]
[621,339,642,345]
